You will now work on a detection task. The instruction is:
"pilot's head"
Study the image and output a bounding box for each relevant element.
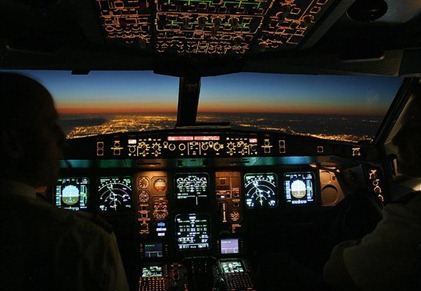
[392,94,421,178]
[0,73,65,188]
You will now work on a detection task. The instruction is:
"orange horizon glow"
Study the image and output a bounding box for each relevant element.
[57,107,384,116]
[58,106,177,115]
[6,70,399,119]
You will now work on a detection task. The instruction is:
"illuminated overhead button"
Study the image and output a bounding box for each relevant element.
[181,16,190,29]
[352,147,361,156]
[262,139,273,153]
[229,17,239,30]
[233,36,243,46]
[213,17,222,29]
[168,143,176,151]
[213,142,222,151]
[112,140,123,156]
[198,16,207,29]
[201,142,209,151]
[301,15,314,27]
[97,141,104,156]
[179,143,186,151]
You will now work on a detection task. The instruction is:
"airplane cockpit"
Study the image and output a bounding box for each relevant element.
[1,0,421,290]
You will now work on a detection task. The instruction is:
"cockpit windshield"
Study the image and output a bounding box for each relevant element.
[198,73,403,142]
[8,70,402,143]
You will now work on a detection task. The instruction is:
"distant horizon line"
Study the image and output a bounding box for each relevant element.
[58,111,384,117]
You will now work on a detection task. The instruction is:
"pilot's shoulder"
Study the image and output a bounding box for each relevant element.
[29,198,115,234]
[58,211,114,233]
[71,211,114,234]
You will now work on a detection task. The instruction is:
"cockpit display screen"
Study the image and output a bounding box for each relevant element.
[144,242,163,258]
[97,176,132,211]
[54,177,89,211]
[174,173,209,206]
[244,173,278,209]
[141,265,163,278]
[284,172,315,205]
[220,260,245,274]
[220,238,239,254]
[175,213,210,251]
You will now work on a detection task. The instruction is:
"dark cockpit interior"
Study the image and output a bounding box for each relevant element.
[1,0,421,76]
[2,0,421,290]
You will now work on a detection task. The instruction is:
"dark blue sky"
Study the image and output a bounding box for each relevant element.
[6,70,403,115]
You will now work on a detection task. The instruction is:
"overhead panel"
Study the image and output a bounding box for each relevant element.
[95,0,336,55]
[96,0,153,50]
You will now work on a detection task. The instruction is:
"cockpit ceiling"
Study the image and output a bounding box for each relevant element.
[2,0,421,75]
[96,0,340,55]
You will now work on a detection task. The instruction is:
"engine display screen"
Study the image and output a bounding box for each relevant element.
[244,173,278,209]
[175,213,210,251]
[97,176,132,211]
[220,260,245,274]
[284,172,315,205]
[174,173,209,206]
[54,177,89,211]
[220,238,239,254]
[141,265,163,278]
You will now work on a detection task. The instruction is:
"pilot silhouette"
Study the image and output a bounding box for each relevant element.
[0,73,129,291]
[324,89,421,290]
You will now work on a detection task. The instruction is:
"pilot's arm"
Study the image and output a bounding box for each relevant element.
[54,213,130,291]
[323,240,359,290]
[324,195,421,290]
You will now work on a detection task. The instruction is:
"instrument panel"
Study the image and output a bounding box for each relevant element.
[54,166,344,290]
[57,129,355,290]
[53,168,344,242]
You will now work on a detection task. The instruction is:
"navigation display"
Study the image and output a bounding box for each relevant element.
[244,173,278,209]
[175,213,210,251]
[98,176,132,211]
[174,173,209,206]
[284,172,315,205]
[54,177,89,211]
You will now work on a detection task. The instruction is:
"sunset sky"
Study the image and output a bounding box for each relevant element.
[6,70,403,116]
